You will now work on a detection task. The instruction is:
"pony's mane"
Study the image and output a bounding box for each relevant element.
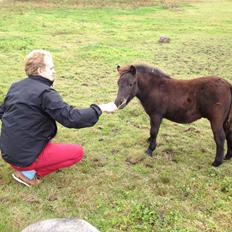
[135,64,171,79]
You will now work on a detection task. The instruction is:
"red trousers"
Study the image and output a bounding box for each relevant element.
[11,143,84,176]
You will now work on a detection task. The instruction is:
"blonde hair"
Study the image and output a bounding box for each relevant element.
[25,49,52,76]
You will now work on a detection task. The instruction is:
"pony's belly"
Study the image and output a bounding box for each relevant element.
[165,111,201,124]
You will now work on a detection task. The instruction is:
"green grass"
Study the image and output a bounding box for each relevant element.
[0,0,232,231]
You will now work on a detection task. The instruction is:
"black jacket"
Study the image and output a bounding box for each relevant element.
[0,76,102,167]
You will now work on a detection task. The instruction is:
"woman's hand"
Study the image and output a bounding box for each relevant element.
[98,102,118,113]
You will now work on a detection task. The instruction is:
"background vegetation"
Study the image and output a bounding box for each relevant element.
[0,0,232,231]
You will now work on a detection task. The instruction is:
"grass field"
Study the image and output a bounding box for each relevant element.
[0,0,232,231]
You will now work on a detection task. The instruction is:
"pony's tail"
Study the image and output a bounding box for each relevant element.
[223,87,232,132]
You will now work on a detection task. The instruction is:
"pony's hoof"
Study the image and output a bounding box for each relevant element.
[145,149,153,156]
[212,160,222,167]
[224,153,232,160]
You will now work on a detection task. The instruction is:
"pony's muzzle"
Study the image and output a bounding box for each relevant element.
[115,98,127,109]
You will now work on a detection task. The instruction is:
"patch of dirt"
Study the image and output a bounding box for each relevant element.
[125,154,145,165]
[48,194,58,201]
[183,127,200,133]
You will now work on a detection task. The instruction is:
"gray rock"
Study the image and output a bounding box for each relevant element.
[21,218,100,232]
[159,36,170,43]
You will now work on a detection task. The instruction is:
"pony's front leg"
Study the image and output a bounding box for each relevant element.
[146,115,162,156]
[210,121,226,167]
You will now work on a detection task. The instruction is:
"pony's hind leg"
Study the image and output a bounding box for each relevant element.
[210,120,226,167]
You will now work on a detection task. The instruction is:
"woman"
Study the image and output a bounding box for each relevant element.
[0,49,117,187]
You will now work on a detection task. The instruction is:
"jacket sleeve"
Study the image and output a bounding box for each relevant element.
[0,103,5,120]
[41,88,102,128]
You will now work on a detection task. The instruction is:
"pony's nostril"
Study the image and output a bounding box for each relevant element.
[118,98,127,109]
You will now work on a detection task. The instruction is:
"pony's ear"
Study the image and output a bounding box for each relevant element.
[117,65,120,72]
[129,65,136,75]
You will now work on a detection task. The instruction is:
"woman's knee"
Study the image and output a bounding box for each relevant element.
[73,144,84,162]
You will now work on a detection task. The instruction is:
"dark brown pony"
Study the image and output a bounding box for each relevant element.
[114,64,232,167]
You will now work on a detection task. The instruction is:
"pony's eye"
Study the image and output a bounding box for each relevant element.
[129,83,133,87]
